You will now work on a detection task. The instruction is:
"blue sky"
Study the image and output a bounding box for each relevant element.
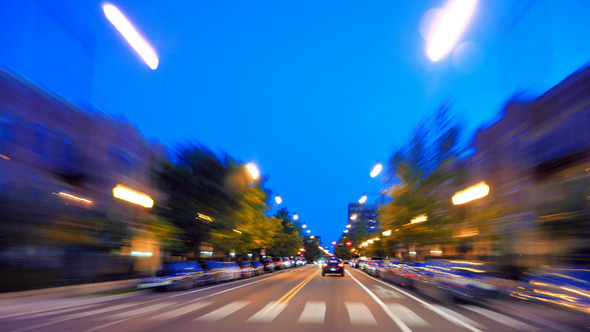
[1,0,590,249]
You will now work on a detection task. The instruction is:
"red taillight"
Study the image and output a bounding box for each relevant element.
[322,263,327,267]
[338,263,344,267]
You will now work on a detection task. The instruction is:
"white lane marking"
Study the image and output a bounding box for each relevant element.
[106,302,175,319]
[347,271,411,332]
[348,268,482,332]
[11,304,97,319]
[194,301,250,322]
[430,305,485,330]
[297,301,326,324]
[345,302,377,325]
[388,304,430,327]
[247,301,287,322]
[460,305,534,330]
[374,285,405,299]
[147,301,212,320]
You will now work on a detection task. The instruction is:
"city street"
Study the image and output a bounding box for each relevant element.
[1,265,582,332]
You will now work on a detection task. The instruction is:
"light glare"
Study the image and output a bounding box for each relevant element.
[370,163,383,178]
[245,163,260,180]
[103,4,159,70]
[293,214,299,220]
[359,195,367,204]
[275,195,282,204]
[112,184,154,208]
[426,0,477,62]
[452,182,489,205]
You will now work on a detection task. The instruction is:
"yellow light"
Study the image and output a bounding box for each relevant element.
[346,224,351,228]
[373,237,380,241]
[131,251,153,257]
[382,230,392,236]
[56,192,93,204]
[452,182,489,205]
[233,228,243,234]
[0,154,10,160]
[102,4,159,70]
[370,163,383,178]
[112,184,154,208]
[425,0,477,62]
[246,163,260,180]
[350,214,357,220]
[196,212,214,222]
[411,214,428,223]
[368,239,374,244]
[362,242,368,247]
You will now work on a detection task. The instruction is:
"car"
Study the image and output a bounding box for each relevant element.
[137,261,205,291]
[261,257,275,273]
[322,257,345,277]
[251,261,264,276]
[282,257,293,268]
[238,261,254,278]
[272,257,285,270]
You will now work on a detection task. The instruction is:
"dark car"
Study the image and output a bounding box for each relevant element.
[261,257,275,273]
[137,261,205,291]
[238,261,254,278]
[252,261,264,276]
[322,258,345,277]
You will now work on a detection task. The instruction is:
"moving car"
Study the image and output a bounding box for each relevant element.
[322,257,345,277]
[137,261,205,291]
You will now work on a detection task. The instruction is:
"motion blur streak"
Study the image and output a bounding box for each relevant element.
[452,181,489,205]
[112,184,154,208]
[102,3,159,70]
[426,0,477,62]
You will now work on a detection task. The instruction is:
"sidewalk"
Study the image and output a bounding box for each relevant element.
[0,279,138,300]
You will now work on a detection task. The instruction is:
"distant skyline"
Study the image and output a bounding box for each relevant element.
[1,0,590,247]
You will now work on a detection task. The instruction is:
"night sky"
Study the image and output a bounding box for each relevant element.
[1,0,590,249]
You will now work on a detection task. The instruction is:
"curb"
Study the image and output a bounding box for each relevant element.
[0,279,138,300]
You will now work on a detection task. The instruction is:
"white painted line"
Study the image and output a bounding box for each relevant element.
[11,304,97,319]
[346,302,378,325]
[194,301,250,322]
[460,305,534,330]
[65,303,140,319]
[147,301,212,320]
[387,304,430,327]
[297,301,326,324]
[247,301,287,322]
[107,302,175,319]
[430,304,484,330]
[348,267,482,332]
[347,271,411,332]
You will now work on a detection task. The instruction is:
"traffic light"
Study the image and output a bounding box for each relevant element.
[346,241,352,247]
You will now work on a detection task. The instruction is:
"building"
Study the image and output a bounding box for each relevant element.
[348,202,379,232]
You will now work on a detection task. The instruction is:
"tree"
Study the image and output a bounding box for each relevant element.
[379,105,465,249]
[267,208,303,256]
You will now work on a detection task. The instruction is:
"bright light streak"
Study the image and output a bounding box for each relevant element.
[131,251,152,257]
[370,163,383,178]
[368,239,374,244]
[306,230,311,233]
[0,154,10,160]
[233,228,243,234]
[302,224,307,229]
[102,4,159,70]
[346,224,351,228]
[293,214,299,220]
[358,194,367,204]
[343,230,349,233]
[275,195,282,204]
[411,214,428,224]
[57,192,92,204]
[452,182,489,205]
[430,250,443,254]
[332,242,337,245]
[362,242,368,247]
[382,230,392,236]
[112,184,154,208]
[409,251,417,255]
[310,235,315,239]
[245,163,260,180]
[350,214,357,221]
[426,0,477,62]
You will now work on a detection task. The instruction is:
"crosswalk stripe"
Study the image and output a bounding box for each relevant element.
[460,305,533,330]
[297,301,326,324]
[194,301,250,322]
[107,302,175,319]
[147,302,213,320]
[247,301,287,322]
[388,304,430,327]
[345,302,377,325]
[63,303,140,320]
[430,304,485,330]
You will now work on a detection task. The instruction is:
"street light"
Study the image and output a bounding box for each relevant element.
[343,229,349,233]
[293,214,299,221]
[275,194,282,204]
[359,194,367,204]
[306,230,311,233]
[370,163,383,178]
[350,214,357,221]
[302,224,307,229]
[346,224,351,228]
[424,0,477,62]
[452,182,489,205]
[245,163,260,180]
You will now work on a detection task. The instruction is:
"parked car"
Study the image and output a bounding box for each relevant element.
[224,262,242,280]
[385,261,423,289]
[510,266,590,315]
[238,261,254,278]
[251,261,265,276]
[272,257,285,270]
[322,257,345,277]
[283,257,293,268]
[260,257,275,273]
[137,261,205,291]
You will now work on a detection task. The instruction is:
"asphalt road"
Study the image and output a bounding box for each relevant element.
[0,265,585,332]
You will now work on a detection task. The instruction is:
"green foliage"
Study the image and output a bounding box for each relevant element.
[267,207,303,256]
[380,105,464,247]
